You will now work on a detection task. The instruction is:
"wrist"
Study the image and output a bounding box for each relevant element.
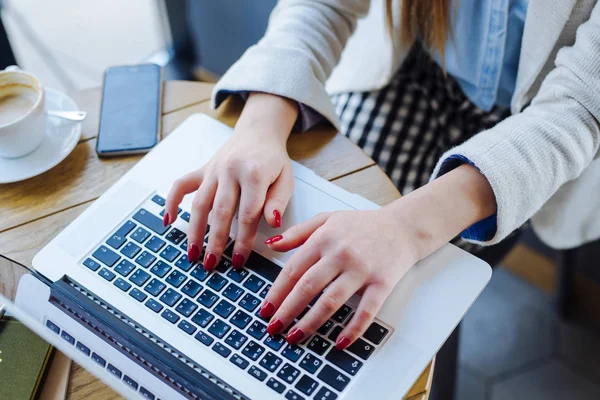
[235,92,299,146]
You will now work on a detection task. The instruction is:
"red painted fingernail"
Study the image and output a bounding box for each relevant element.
[336,337,351,351]
[203,252,217,271]
[163,212,170,227]
[267,319,285,336]
[286,327,305,345]
[264,235,283,245]
[188,243,200,262]
[232,253,245,269]
[273,210,281,228]
[260,301,275,318]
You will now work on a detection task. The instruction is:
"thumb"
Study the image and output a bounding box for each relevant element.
[263,163,294,228]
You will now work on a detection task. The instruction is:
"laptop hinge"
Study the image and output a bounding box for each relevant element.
[49,276,246,400]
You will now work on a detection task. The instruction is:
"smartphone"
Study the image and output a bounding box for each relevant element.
[96,64,163,157]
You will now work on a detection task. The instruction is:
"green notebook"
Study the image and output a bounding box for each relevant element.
[0,317,54,399]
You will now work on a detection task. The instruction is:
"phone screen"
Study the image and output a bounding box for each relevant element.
[96,64,162,155]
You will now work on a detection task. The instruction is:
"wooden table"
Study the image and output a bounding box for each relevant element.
[0,81,433,399]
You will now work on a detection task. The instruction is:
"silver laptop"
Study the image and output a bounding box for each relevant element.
[3,114,491,400]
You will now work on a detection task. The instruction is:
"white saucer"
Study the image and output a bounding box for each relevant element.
[0,88,82,184]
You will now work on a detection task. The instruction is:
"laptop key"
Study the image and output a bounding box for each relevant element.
[106,221,135,249]
[207,274,227,292]
[260,351,283,372]
[114,278,132,292]
[76,341,90,356]
[198,289,219,308]
[176,298,198,317]
[227,267,249,283]
[120,242,141,258]
[266,377,286,394]
[91,352,106,367]
[144,278,166,296]
[225,329,248,350]
[194,331,214,346]
[161,309,180,324]
[114,259,136,277]
[191,309,214,328]
[150,260,171,278]
[135,251,156,268]
[239,293,261,312]
[307,336,330,356]
[151,194,166,206]
[99,267,116,282]
[83,258,100,271]
[178,320,197,335]
[145,236,166,253]
[61,330,75,345]
[285,389,305,400]
[328,326,343,342]
[129,269,151,286]
[295,375,319,396]
[314,387,338,400]
[332,305,352,324]
[242,340,265,361]
[318,320,334,335]
[160,288,182,307]
[299,354,322,374]
[160,245,181,263]
[131,227,151,243]
[46,320,60,335]
[107,364,122,379]
[317,365,350,392]
[208,319,231,339]
[166,227,186,245]
[139,387,155,400]
[247,320,268,340]
[93,245,120,267]
[223,283,244,301]
[190,266,210,282]
[259,284,272,299]
[129,288,148,302]
[243,274,265,293]
[132,209,168,235]
[181,279,203,298]
[216,258,232,274]
[165,270,187,288]
[212,342,231,358]
[282,345,305,362]
[180,239,188,251]
[265,334,286,351]
[145,298,163,313]
[230,353,250,369]
[181,211,191,222]
[346,337,375,360]
[123,375,138,390]
[175,254,193,272]
[230,310,252,329]
[363,322,389,345]
[278,363,301,384]
[325,348,363,376]
[246,251,281,283]
[248,365,268,382]
[214,299,235,318]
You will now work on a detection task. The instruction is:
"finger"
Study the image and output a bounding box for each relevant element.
[263,163,294,228]
[266,257,339,337]
[286,271,363,345]
[264,212,331,251]
[204,178,239,270]
[334,283,391,350]
[259,236,322,319]
[187,179,217,262]
[232,181,269,269]
[165,169,203,225]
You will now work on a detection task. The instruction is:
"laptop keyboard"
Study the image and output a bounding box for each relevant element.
[81,194,391,399]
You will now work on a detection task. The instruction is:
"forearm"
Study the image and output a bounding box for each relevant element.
[235,92,299,146]
[387,164,496,260]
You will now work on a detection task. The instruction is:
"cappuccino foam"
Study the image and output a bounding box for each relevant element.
[0,92,35,125]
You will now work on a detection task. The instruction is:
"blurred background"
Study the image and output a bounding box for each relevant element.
[1,1,599,399]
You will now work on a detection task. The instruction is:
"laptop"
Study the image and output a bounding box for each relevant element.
[2,114,491,400]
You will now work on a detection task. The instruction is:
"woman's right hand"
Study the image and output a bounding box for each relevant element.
[164,93,299,270]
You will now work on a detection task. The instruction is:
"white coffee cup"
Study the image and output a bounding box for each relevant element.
[0,67,46,158]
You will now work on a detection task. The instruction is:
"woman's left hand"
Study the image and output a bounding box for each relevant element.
[259,207,423,350]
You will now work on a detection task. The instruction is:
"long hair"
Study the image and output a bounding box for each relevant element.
[386,0,452,61]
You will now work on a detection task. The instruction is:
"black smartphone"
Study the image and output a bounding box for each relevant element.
[96,64,163,157]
